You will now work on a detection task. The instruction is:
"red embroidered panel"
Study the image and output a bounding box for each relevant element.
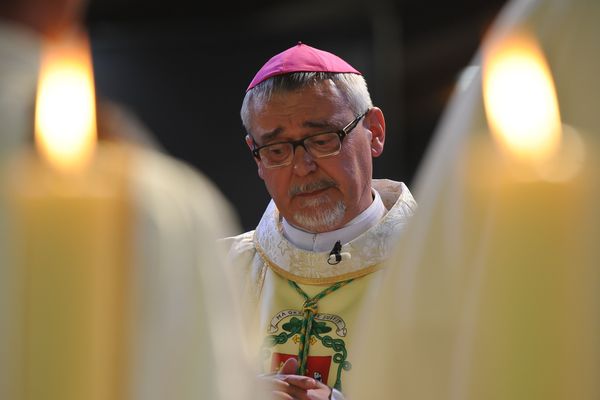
[270,352,332,384]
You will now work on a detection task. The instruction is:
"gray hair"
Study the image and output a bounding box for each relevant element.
[241,72,373,134]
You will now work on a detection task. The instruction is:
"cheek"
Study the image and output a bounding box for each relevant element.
[338,149,372,192]
[262,172,288,200]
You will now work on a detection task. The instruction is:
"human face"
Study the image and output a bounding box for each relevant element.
[246,80,385,233]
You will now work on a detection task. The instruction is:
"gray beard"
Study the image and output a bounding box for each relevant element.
[293,198,346,232]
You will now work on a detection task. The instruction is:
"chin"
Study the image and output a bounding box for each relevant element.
[293,200,346,232]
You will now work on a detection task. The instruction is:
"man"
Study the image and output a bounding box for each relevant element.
[223,42,417,399]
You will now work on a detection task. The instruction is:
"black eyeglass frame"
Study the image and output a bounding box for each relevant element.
[250,109,370,167]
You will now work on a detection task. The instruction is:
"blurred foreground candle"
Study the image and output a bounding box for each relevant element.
[462,30,594,399]
[6,34,131,400]
[483,31,562,165]
[348,5,599,397]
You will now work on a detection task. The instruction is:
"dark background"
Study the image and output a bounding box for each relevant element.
[85,0,507,232]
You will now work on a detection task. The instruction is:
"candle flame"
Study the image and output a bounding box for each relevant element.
[35,35,97,171]
[482,32,561,162]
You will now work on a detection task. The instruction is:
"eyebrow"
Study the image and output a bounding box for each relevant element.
[257,119,340,144]
[258,127,284,143]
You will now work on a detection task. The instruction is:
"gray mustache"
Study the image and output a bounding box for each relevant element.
[289,180,337,197]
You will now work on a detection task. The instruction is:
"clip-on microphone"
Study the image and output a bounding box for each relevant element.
[327,240,351,265]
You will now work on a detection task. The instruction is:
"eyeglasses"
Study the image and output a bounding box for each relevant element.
[251,109,370,168]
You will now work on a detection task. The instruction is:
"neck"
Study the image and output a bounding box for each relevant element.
[282,189,386,252]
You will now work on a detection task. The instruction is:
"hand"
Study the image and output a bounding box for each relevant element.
[261,358,333,400]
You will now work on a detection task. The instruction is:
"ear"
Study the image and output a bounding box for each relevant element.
[245,134,265,180]
[365,107,385,157]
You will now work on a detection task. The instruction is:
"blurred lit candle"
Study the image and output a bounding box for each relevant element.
[465,30,591,399]
[7,33,131,400]
[483,32,562,165]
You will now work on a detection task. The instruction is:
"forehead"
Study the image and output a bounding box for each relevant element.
[250,81,351,136]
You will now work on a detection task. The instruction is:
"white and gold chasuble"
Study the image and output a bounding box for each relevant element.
[225,179,416,391]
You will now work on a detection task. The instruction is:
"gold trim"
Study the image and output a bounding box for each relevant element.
[252,234,385,285]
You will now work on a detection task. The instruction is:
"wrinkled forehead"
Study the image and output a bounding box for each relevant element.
[246,80,349,129]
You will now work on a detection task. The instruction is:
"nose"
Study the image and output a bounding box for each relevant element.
[292,145,316,176]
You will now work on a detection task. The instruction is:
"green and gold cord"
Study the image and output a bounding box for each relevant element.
[288,278,354,376]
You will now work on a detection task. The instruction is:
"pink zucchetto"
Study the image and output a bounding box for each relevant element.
[246,42,362,92]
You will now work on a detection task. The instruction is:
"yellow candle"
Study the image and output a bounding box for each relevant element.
[347,24,599,400]
[463,30,595,399]
[5,33,132,400]
[464,138,592,399]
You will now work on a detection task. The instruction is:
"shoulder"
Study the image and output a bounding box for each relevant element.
[220,230,256,258]
[219,231,262,280]
[373,179,417,214]
[219,230,268,304]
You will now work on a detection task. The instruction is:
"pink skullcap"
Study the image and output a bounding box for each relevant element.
[246,42,362,91]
